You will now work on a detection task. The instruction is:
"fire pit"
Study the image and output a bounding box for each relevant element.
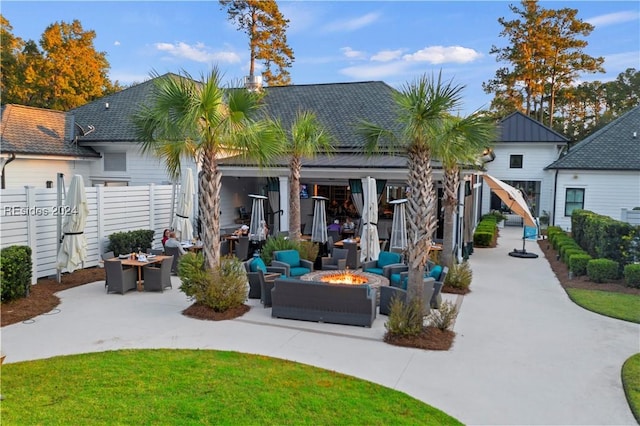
[300,270,389,304]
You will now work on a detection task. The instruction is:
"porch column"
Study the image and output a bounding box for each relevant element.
[279,176,289,232]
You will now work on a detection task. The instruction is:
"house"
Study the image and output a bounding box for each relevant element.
[481,111,569,225]
[545,105,640,231]
[0,104,101,189]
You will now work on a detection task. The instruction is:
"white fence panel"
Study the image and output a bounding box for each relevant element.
[1,184,179,282]
[621,209,640,226]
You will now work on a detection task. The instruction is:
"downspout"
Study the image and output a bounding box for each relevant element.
[551,169,558,227]
[1,153,16,189]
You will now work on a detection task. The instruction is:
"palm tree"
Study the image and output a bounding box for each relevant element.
[280,110,334,241]
[431,115,497,267]
[358,72,470,303]
[132,69,282,270]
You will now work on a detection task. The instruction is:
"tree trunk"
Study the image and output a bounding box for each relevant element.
[441,168,460,268]
[405,146,437,308]
[289,156,301,241]
[199,149,221,271]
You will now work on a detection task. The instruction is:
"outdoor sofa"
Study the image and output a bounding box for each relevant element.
[271,278,377,327]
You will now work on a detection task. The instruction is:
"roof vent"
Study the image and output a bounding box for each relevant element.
[634,131,637,138]
[244,75,262,92]
[105,102,110,110]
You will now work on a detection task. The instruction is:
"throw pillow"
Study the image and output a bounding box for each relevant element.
[250,257,267,273]
[429,265,443,280]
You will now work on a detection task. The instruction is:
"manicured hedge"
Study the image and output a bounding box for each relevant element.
[107,229,155,256]
[624,264,640,288]
[569,254,592,276]
[587,258,620,283]
[0,245,33,302]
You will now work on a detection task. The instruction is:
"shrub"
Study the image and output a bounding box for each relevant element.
[384,296,425,337]
[563,247,586,265]
[426,301,459,331]
[623,264,640,288]
[178,253,247,312]
[297,240,319,263]
[473,231,494,247]
[587,258,620,283]
[569,254,592,276]
[260,235,299,266]
[444,261,472,291]
[0,245,32,302]
[108,229,155,256]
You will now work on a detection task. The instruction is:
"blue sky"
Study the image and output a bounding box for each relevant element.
[3,1,639,114]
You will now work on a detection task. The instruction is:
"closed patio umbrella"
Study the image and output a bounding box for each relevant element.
[360,176,380,262]
[172,168,194,242]
[56,174,89,275]
[311,196,329,244]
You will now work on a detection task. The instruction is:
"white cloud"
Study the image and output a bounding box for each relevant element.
[587,11,639,27]
[371,49,404,62]
[340,62,409,80]
[341,47,366,59]
[114,41,121,46]
[154,42,241,64]
[403,46,482,64]
[323,12,381,32]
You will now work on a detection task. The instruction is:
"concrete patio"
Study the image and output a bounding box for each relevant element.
[2,226,638,425]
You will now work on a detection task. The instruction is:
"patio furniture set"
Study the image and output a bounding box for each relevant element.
[103,251,174,294]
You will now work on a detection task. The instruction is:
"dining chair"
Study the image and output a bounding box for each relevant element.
[163,246,182,274]
[233,236,250,261]
[220,239,230,256]
[142,256,173,292]
[105,260,137,295]
[343,241,361,269]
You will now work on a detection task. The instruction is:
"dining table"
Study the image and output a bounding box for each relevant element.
[333,238,361,248]
[107,255,172,291]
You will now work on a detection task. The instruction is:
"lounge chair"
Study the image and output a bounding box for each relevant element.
[379,276,436,316]
[271,250,313,278]
[243,257,286,304]
[362,251,403,278]
[321,248,348,270]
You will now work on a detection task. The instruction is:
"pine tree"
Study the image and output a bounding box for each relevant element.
[219,0,295,86]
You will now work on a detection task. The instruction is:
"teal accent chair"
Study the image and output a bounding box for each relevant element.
[271,250,313,278]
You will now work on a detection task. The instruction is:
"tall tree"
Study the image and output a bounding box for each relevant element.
[219,0,295,86]
[279,111,334,241]
[0,16,25,105]
[359,73,467,305]
[132,70,283,270]
[483,0,604,126]
[431,115,496,268]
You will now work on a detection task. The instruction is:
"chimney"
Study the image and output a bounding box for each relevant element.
[244,75,263,92]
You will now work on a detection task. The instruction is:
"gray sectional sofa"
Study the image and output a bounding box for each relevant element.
[271,278,377,327]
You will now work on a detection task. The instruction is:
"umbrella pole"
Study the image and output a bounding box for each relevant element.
[56,173,65,283]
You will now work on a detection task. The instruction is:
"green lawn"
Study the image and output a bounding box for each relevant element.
[565,288,640,323]
[622,353,640,424]
[1,349,462,425]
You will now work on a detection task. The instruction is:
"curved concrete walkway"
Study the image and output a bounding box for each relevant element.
[2,226,638,425]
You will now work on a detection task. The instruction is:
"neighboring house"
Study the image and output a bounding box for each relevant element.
[545,105,640,231]
[0,104,101,189]
[481,111,569,224]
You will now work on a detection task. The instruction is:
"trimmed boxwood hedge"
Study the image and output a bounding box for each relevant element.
[0,245,33,302]
[624,264,640,288]
[587,258,620,283]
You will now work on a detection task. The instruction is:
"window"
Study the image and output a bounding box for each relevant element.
[565,188,584,216]
[104,152,127,172]
[509,154,523,168]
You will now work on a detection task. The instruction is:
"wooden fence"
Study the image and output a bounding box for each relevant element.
[0,184,180,283]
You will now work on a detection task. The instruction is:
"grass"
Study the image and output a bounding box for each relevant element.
[565,288,640,323]
[0,349,462,425]
[622,353,640,424]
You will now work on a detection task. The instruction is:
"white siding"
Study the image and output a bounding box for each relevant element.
[87,143,197,186]
[553,170,640,231]
[2,158,94,189]
[482,142,562,219]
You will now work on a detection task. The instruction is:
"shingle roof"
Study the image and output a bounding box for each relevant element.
[71,76,401,152]
[260,81,400,151]
[546,105,640,171]
[70,77,158,142]
[1,104,100,158]
[498,111,569,143]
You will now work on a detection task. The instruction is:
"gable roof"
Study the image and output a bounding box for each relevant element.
[1,104,100,158]
[498,111,568,143]
[546,105,640,171]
